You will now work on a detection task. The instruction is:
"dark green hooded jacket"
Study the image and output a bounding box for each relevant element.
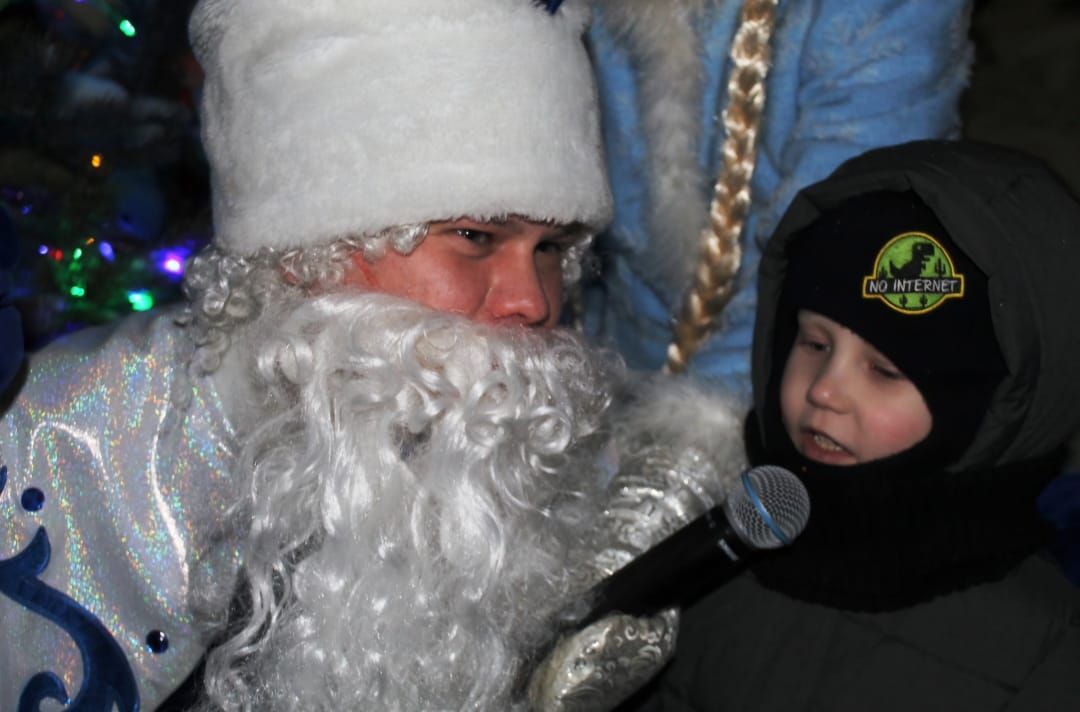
[625,141,1080,711]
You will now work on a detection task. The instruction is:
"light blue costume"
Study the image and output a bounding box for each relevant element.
[583,0,971,399]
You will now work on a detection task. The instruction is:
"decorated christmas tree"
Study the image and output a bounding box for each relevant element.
[0,0,209,350]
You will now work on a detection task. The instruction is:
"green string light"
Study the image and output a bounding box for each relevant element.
[128,290,154,312]
[70,286,86,298]
[118,19,136,37]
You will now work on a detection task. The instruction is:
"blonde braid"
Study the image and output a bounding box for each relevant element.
[664,0,779,374]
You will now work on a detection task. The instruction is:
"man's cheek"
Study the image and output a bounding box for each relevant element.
[417,266,486,316]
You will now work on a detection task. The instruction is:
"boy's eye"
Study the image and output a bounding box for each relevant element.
[796,336,828,353]
[871,362,904,380]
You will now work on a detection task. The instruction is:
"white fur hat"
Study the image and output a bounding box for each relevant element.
[190,0,612,255]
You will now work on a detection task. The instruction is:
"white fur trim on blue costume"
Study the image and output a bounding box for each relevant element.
[190,0,612,254]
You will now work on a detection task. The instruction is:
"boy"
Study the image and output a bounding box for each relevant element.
[628,140,1080,710]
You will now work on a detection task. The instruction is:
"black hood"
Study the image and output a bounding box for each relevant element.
[753,140,1080,471]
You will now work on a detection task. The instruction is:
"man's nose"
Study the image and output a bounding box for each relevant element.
[484,249,552,327]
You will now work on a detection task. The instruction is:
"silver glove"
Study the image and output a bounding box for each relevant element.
[527,609,678,712]
[529,377,746,711]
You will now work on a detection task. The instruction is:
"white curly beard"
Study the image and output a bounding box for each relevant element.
[196,292,622,711]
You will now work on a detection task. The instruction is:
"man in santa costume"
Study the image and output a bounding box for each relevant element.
[1,1,745,709]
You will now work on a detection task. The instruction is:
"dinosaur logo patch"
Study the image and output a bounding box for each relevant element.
[861,232,964,314]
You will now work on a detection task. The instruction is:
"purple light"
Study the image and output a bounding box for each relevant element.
[150,245,193,280]
[98,241,116,262]
[156,249,189,278]
[38,245,49,255]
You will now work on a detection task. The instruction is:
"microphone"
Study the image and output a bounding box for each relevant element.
[573,465,810,626]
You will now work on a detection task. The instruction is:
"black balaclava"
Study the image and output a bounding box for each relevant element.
[750,190,1059,612]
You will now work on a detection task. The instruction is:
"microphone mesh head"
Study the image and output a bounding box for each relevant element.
[723,465,810,550]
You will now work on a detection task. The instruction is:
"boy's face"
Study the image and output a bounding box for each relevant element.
[780,310,932,465]
[342,216,579,330]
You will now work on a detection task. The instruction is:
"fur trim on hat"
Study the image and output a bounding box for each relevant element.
[191,0,612,255]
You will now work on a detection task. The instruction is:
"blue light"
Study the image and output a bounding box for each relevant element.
[162,256,184,275]
[38,245,49,256]
[153,247,191,279]
[98,241,116,262]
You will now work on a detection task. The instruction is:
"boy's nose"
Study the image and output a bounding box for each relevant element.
[807,363,850,412]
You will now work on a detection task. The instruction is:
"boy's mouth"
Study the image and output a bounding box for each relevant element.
[813,432,844,451]
[799,428,856,464]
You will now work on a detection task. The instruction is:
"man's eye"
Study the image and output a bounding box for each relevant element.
[537,240,569,255]
[454,228,493,246]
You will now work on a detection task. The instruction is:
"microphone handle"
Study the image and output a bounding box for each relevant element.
[577,504,753,627]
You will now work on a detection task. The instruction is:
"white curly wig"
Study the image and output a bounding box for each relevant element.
[179,224,593,379]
